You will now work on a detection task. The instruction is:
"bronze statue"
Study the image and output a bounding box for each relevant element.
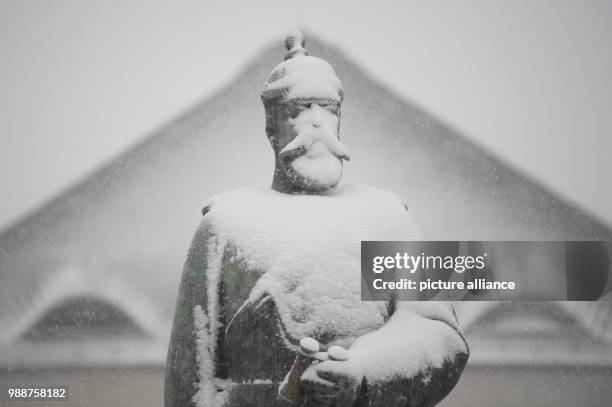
[165,31,468,407]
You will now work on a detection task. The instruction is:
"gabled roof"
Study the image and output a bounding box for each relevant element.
[0,35,611,364]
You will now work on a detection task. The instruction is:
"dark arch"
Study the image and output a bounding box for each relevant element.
[22,296,148,341]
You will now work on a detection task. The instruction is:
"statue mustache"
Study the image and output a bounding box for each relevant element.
[279,129,351,161]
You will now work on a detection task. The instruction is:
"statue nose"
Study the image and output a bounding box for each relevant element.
[310,104,325,128]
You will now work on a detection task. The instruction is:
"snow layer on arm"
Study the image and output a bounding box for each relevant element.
[396,301,463,333]
[192,305,218,406]
[348,302,467,382]
[192,224,230,407]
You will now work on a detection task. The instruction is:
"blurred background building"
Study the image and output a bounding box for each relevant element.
[1,37,611,407]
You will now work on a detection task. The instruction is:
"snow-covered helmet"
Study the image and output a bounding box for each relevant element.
[260,30,344,107]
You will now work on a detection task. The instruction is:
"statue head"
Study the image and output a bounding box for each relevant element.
[261,31,350,194]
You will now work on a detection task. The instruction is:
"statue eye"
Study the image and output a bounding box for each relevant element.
[288,103,310,117]
[295,102,311,111]
[285,105,303,118]
[322,103,338,113]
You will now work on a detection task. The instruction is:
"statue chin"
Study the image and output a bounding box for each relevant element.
[285,154,343,191]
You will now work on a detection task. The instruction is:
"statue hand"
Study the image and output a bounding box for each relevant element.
[300,360,362,407]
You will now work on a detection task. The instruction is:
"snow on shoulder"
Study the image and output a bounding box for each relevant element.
[202,183,422,270]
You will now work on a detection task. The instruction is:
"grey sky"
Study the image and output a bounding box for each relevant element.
[1,0,611,229]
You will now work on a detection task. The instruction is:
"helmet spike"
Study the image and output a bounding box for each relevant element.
[284,30,308,60]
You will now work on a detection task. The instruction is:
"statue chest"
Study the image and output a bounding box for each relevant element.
[222,237,388,348]
[207,184,421,350]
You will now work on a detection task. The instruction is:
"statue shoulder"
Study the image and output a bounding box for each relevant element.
[192,185,270,243]
[200,186,270,217]
[339,183,423,239]
[339,183,416,212]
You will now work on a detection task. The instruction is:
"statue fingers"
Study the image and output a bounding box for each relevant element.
[300,374,339,395]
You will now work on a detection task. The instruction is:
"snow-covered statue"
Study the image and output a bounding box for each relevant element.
[165,31,468,407]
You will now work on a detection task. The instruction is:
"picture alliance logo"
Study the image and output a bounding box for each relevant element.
[372,252,489,274]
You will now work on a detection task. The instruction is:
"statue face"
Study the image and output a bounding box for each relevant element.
[270,98,350,192]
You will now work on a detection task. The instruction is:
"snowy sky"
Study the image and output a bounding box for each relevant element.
[1,0,611,229]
